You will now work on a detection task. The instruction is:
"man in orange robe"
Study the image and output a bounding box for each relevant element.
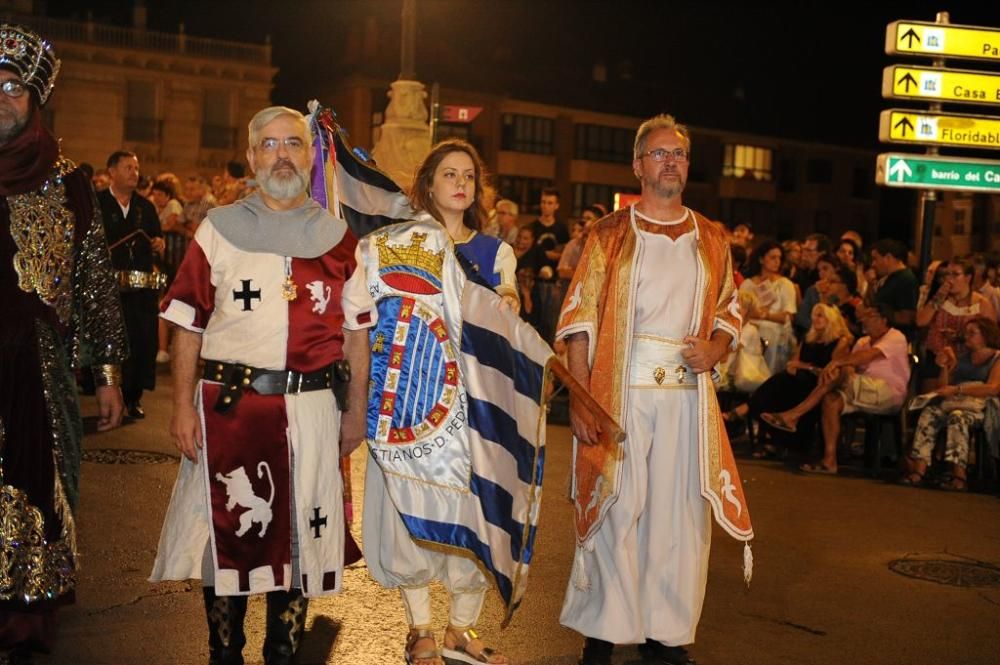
[557,115,753,665]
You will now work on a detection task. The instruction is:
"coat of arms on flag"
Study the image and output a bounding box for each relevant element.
[349,218,556,624]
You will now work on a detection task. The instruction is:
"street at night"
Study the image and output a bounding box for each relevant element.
[3,2,1000,664]
[45,373,999,665]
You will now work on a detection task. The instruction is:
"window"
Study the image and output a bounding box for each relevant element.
[806,159,833,184]
[572,183,638,217]
[953,201,971,236]
[851,166,872,199]
[722,144,772,181]
[435,123,483,155]
[814,210,832,235]
[201,89,235,149]
[125,81,160,143]
[501,114,554,154]
[778,158,797,193]
[574,124,633,164]
[497,176,553,216]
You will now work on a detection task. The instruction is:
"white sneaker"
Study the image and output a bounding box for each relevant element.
[156,350,170,364]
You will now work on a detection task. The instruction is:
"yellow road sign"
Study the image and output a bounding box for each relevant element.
[886,21,1000,62]
[879,109,1000,149]
[883,65,1000,106]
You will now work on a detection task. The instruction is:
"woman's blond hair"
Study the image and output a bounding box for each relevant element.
[806,303,852,346]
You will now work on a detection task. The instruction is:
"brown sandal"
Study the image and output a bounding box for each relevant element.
[406,628,443,665]
[442,626,508,664]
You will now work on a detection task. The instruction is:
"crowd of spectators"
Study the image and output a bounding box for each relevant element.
[493,190,1000,490]
[86,152,999,490]
[715,225,1000,490]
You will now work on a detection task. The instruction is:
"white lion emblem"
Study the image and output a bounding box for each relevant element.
[215,463,275,537]
[575,474,604,522]
[306,280,332,315]
[719,468,742,518]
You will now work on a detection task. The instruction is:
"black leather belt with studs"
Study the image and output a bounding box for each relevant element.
[202,360,347,414]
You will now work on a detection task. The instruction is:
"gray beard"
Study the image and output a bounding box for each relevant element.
[258,166,309,201]
[644,171,686,199]
[0,111,29,146]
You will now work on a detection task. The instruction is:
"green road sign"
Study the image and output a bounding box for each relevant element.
[876,153,1000,193]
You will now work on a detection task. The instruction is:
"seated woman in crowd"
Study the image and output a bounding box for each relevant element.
[748,304,853,457]
[740,240,797,374]
[720,289,769,398]
[916,257,997,392]
[794,252,839,340]
[836,238,867,297]
[901,316,1000,491]
[781,239,801,283]
[818,264,863,337]
[762,303,911,475]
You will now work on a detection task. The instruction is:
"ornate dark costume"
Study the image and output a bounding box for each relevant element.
[0,24,126,659]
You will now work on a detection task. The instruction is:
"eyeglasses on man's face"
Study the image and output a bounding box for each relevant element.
[640,147,689,163]
[1,79,27,99]
[257,137,307,153]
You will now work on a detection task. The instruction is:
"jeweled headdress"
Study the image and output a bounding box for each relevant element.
[0,23,60,105]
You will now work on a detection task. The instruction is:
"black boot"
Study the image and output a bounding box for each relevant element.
[203,586,247,665]
[638,639,696,665]
[263,589,309,665]
[579,637,614,665]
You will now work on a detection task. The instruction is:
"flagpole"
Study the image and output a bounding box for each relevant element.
[548,361,625,443]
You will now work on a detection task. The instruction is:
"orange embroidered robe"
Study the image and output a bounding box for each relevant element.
[557,206,754,557]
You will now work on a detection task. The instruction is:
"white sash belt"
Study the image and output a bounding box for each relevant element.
[629,334,699,388]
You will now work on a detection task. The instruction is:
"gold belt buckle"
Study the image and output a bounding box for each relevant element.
[654,364,688,385]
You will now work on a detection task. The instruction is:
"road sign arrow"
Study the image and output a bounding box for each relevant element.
[900,27,920,47]
[887,158,912,183]
[897,72,918,92]
[893,116,915,137]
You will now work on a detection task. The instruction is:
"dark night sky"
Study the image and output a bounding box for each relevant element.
[41,0,998,150]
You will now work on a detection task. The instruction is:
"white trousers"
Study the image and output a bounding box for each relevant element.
[560,386,711,646]
[363,455,488,628]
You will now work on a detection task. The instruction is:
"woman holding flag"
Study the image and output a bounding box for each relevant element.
[342,139,526,665]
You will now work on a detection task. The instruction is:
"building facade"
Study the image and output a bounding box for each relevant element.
[3,6,275,178]
[328,75,891,244]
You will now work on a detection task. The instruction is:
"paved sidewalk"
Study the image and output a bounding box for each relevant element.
[34,373,1000,664]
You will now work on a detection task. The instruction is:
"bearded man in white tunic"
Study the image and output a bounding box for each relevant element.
[149,106,368,665]
[557,115,754,665]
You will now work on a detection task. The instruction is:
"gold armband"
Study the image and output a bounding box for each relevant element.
[92,364,122,387]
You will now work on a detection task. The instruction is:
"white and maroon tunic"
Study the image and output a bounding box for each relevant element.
[149,210,356,598]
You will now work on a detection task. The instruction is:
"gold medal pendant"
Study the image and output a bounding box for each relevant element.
[281,276,298,301]
[282,257,297,301]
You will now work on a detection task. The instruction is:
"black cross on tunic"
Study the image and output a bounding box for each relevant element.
[232,279,261,311]
[310,507,327,538]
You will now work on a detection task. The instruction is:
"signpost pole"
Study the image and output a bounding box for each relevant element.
[914,11,949,278]
[917,191,937,276]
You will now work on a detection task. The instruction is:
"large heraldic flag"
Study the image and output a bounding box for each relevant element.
[357,220,554,625]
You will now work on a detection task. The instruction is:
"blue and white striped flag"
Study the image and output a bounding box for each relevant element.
[352,220,554,625]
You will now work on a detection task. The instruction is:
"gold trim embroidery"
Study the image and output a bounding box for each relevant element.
[0,482,75,602]
[8,156,77,325]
